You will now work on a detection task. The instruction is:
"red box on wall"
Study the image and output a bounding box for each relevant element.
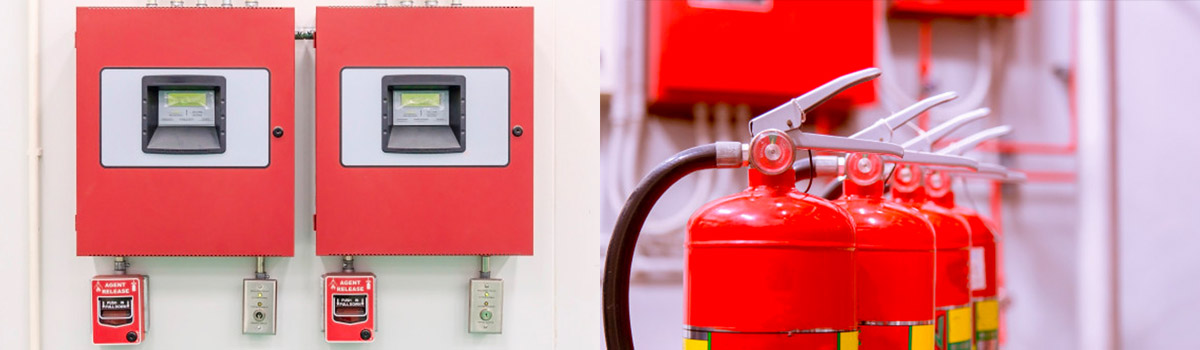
[91,275,147,345]
[647,0,876,112]
[890,0,1028,17]
[75,8,295,256]
[314,7,534,256]
[323,273,376,343]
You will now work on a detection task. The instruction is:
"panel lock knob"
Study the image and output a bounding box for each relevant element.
[272,127,284,138]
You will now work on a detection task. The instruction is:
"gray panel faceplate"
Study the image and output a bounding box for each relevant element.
[341,68,510,167]
[100,68,270,167]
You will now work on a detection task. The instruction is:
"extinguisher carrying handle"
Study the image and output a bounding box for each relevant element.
[603,142,746,350]
[935,125,1013,156]
[882,151,980,171]
[749,68,881,135]
[902,108,993,152]
[850,91,958,142]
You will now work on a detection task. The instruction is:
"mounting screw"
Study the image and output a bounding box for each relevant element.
[511,125,524,137]
[272,127,284,138]
[360,329,372,340]
[126,331,138,343]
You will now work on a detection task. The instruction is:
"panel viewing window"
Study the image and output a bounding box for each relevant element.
[142,75,227,154]
[381,75,466,153]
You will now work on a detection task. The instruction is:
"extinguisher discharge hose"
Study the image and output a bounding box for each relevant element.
[603,143,731,350]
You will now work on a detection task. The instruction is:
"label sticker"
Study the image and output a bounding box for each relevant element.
[936,306,973,350]
[969,247,986,291]
[974,299,1000,340]
[910,324,935,350]
[838,331,859,350]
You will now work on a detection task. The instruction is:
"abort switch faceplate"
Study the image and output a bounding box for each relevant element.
[243,279,277,335]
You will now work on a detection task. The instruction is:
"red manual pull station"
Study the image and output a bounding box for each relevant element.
[323,272,376,343]
[91,275,147,345]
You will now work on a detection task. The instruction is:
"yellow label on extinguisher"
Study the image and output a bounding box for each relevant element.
[910,324,935,350]
[838,331,859,350]
[974,299,1000,341]
[684,338,709,350]
[938,306,973,350]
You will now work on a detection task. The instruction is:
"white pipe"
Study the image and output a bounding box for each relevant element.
[618,0,647,202]
[874,6,994,118]
[1076,1,1117,349]
[27,0,41,348]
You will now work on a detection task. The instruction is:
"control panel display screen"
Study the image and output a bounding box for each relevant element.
[158,90,216,127]
[392,90,450,126]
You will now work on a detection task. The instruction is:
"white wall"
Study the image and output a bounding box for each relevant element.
[1,0,601,349]
[0,0,31,349]
[1115,1,1200,348]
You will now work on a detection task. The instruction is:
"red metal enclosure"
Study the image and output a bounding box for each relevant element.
[890,0,1028,17]
[314,7,533,256]
[91,275,147,345]
[685,168,858,349]
[324,273,376,343]
[891,165,974,350]
[833,153,937,349]
[75,7,295,256]
[647,0,876,112]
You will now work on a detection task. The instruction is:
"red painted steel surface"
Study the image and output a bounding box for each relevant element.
[834,154,936,348]
[890,0,1028,17]
[314,7,533,255]
[929,177,1000,349]
[75,7,295,256]
[91,275,147,345]
[324,273,376,343]
[647,1,876,110]
[891,165,973,350]
[685,168,857,347]
[694,331,852,349]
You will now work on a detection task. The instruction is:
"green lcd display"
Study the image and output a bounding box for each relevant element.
[165,91,210,107]
[401,92,443,107]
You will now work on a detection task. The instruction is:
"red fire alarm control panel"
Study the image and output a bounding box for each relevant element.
[323,273,376,343]
[314,7,534,255]
[92,275,147,345]
[75,7,295,256]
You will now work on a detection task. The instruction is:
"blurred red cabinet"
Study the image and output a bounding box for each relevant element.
[647,0,876,112]
[890,0,1028,17]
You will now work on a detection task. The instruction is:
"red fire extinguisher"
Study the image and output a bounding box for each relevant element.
[886,110,997,350]
[825,92,985,350]
[928,126,1020,350]
[604,68,907,350]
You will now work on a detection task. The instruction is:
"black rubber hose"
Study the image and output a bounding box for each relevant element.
[793,159,841,200]
[603,144,721,350]
[821,177,845,200]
